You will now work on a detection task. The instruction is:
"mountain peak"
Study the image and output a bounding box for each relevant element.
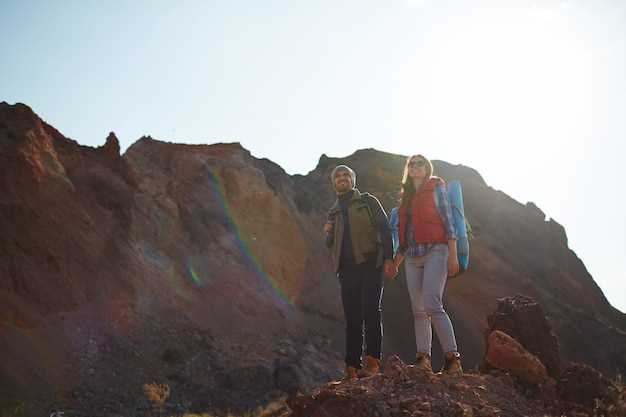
[0,101,41,131]
[100,131,121,157]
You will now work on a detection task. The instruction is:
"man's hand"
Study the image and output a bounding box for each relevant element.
[447,256,460,277]
[324,221,334,234]
[384,259,398,279]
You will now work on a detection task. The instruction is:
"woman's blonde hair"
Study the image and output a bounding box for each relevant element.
[399,154,434,209]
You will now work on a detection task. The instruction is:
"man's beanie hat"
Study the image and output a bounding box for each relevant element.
[330,165,356,189]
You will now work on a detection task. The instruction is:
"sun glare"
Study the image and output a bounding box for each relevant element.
[427,20,589,156]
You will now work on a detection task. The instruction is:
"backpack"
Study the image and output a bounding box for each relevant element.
[447,180,470,273]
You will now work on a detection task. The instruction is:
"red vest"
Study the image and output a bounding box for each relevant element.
[398,177,447,248]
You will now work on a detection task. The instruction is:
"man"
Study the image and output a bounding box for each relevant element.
[324,164,395,380]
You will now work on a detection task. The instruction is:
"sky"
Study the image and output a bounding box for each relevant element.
[1,0,625,312]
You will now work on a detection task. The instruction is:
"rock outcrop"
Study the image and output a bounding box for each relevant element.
[484,295,561,378]
[0,103,342,416]
[484,330,551,387]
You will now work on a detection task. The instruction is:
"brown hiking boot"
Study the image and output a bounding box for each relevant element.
[439,351,463,376]
[415,352,433,373]
[345,366,358,381]
[357,355,380,378]
[329,366,358,385]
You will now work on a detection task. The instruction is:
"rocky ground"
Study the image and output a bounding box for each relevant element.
[286,295,626,417]
[287,356,625,417]
[4,306,340,417]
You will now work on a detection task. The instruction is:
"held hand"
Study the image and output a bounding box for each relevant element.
[383,260,398,279]
[393,253,405,269]
[447,256,460,277]
[324,221,334,234]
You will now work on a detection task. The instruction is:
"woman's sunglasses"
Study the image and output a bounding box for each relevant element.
[408,160,426,168]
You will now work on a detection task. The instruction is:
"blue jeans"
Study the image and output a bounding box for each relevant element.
[404,244,458,356]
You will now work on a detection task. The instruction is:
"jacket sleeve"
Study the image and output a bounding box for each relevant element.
[367,195,393,261]
[325,230,334,248]
[325,211,335,248]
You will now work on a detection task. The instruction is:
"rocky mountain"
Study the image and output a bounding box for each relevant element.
[1,102,625,416]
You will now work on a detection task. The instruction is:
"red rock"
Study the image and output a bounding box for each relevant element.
[484,330,550,386]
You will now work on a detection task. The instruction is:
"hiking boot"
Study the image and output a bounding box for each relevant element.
[439,351,463,376]
[329,366,358,385]
[415,352,433,373]
[357,355,380,378]
[344,366,358,381]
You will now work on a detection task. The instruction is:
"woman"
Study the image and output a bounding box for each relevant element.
[391,154,463,376]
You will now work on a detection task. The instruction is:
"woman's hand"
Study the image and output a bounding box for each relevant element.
[393,253,405,269]
[324,221,334,234]
[447,256,460,277]
[383,253,404,279]
[447,239,459,277]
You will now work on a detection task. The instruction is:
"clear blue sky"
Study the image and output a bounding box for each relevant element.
[2,0,625,312]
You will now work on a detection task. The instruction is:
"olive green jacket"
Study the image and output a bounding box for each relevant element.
[326,189,393,273]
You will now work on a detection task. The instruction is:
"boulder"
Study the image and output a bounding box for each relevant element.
[484,330,550,386]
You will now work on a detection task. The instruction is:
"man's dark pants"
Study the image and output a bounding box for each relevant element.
[338,259,384,368]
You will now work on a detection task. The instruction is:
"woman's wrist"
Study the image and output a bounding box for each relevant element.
[447,240,457,254]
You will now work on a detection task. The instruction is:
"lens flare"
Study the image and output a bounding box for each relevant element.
[204,163,294,307]
[187,261,204,287]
